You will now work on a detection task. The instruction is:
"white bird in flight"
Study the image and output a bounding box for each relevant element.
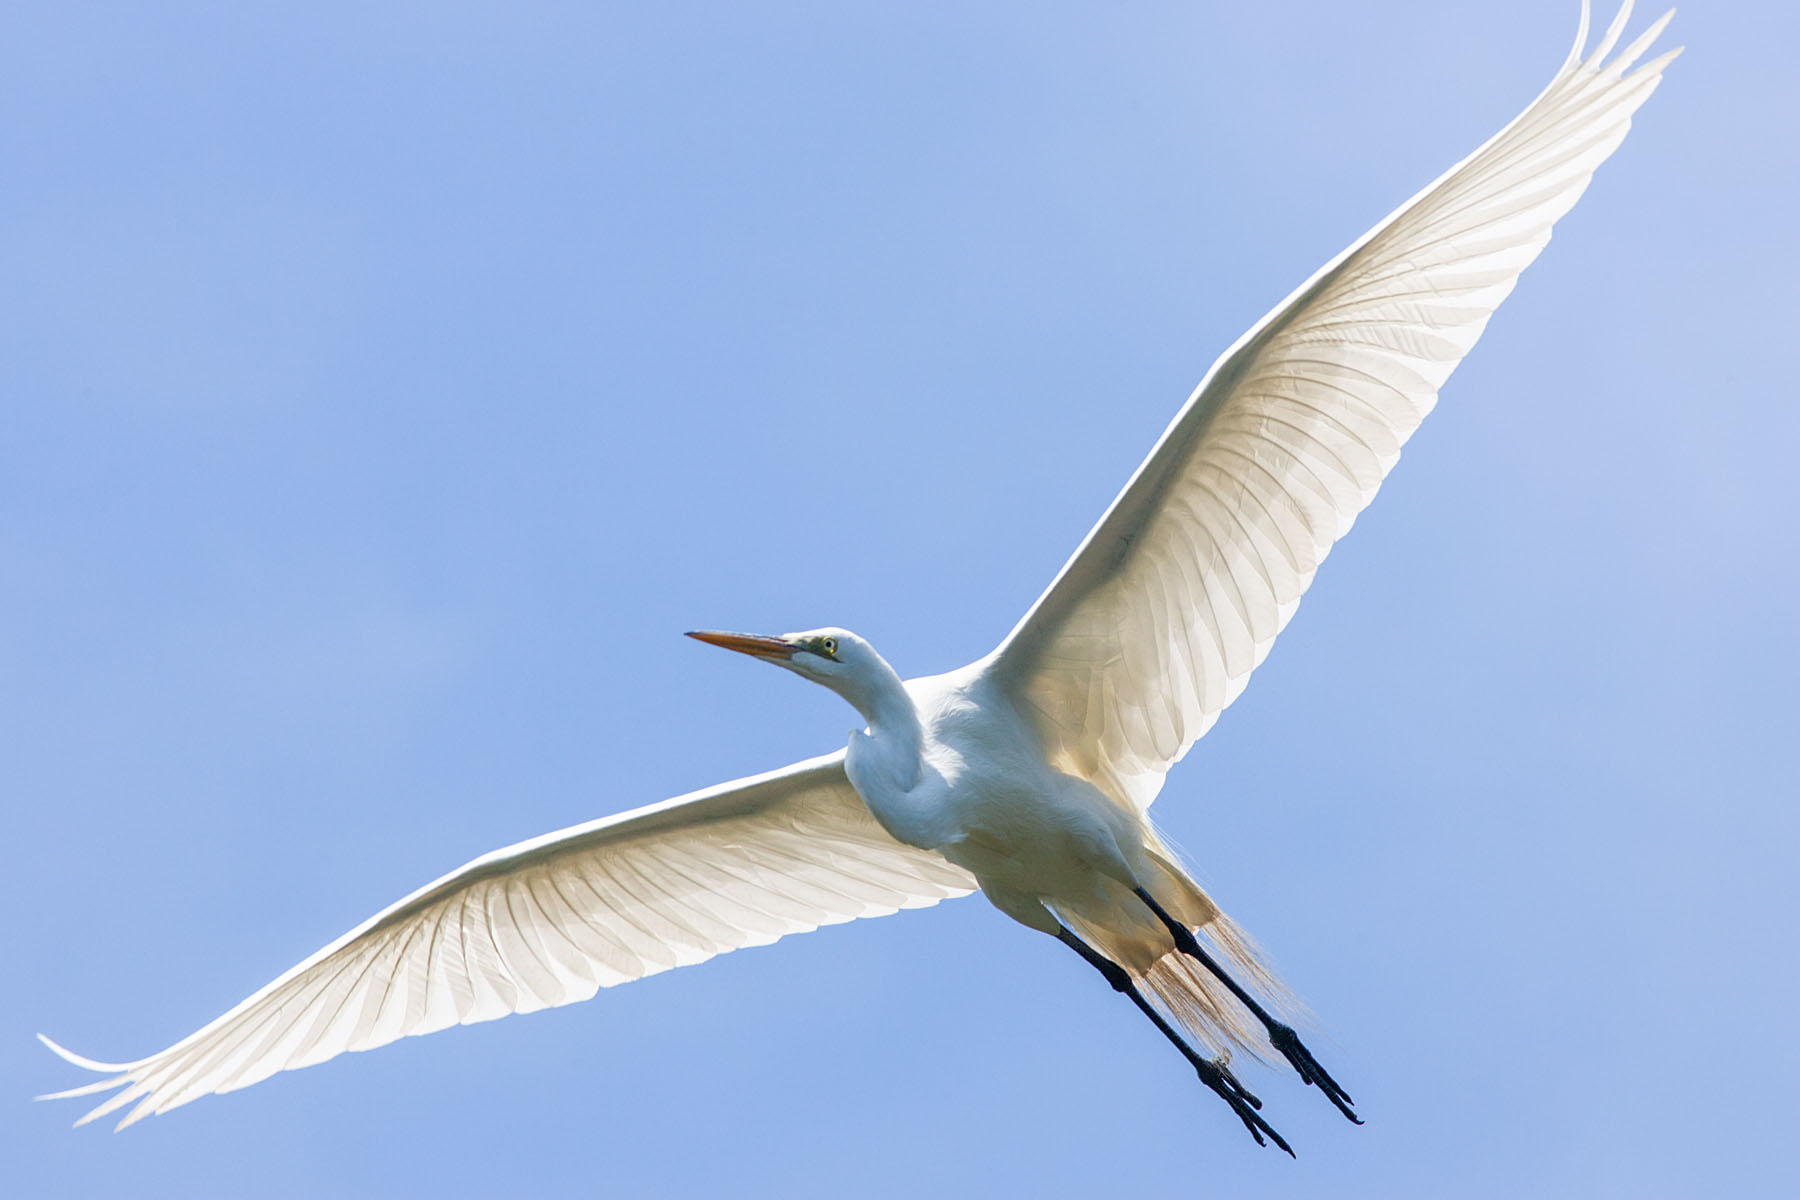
[41,1,1677,1154]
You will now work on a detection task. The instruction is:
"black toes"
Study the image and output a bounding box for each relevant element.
[1196,1059,1295,1156]
[1269,1023,1361,1124]
[1210,1057,1264,1110]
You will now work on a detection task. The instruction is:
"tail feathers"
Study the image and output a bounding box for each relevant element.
[1122,827,1312,1059]
[1139,913,1300,1061]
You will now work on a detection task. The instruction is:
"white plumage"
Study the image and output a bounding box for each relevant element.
[995,1,1679,811]
[42,754,973,1128]
[41,1,1677,1150]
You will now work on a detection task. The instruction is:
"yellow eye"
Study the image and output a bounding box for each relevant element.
[821,637,838,657]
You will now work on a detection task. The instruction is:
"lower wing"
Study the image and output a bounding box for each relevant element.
[39,751,974,1129]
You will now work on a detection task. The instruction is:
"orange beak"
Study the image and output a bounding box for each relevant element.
[685,630,798,661]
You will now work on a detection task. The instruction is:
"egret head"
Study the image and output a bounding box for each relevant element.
[686,626,901,721]
[685,626,865,683]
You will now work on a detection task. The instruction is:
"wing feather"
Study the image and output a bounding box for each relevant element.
[988,2,1676,809]
[39,751,973,1128]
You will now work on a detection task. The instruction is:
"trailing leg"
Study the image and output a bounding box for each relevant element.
[1133,887,1360,1124]
[1055,926,1293,1156]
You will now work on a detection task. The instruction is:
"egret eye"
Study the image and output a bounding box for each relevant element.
[821,637,838,658]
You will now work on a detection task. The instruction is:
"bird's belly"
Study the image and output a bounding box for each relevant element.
[847,685,1145,903]
[923,768,1141,907]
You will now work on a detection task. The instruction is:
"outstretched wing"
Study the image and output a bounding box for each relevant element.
[988,2,1677,810]
[40,752,974,1129]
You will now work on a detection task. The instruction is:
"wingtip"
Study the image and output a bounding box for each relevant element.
[114,1100,158,1132]
[36,1032,140,1118]
[1608,7,1678,75]
[37,1031,130,1073]
[1563,0,1594,73]
[1587,0,1637,68]
[1564,1,1680,81]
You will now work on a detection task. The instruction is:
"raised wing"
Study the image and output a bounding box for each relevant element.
[40,752,974,1129]
[988,2,1677,810]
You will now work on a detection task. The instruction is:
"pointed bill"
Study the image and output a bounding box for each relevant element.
[685,630,798,660]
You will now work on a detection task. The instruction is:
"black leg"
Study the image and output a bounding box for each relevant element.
[1055,926,1294,1156]
[1132,887,1362,1125]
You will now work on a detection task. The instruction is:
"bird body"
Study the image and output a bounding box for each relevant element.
[700,627,1286,1121]
[850,648,1167,946]
[40,0,1678,1153]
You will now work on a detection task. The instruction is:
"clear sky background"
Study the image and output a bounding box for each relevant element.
[7,2,1796,1196]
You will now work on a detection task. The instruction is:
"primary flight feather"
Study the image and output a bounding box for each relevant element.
[41,1,1677,1153]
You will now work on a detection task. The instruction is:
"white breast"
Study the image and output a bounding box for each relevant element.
[848,668,1140,907]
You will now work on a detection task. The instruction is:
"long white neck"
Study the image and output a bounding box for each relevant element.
[830,651,922,792]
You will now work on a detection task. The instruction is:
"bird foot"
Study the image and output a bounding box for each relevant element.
[1268,1023,1361,1124]
[1195,1056,1293,1156]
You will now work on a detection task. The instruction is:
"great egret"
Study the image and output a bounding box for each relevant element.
[40,1,1677,1152]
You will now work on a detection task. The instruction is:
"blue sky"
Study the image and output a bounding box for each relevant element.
[7,2,1797,1196]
